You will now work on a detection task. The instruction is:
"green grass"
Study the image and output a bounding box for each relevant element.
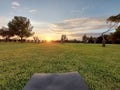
[0,42,120,90]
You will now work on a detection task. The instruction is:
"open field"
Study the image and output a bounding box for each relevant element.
[0,42,120,90]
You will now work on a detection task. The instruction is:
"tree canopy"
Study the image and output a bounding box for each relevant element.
[101,13,120,46]
[107,14,120,24]
[0,27,14,41]
[61,34,67,43]
[8,16,34,42]
[106,14,120,44]
[82,34,88,43]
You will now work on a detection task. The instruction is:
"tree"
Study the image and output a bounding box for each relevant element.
[82,34,88,43]
[93,37,97,44]
[33,36,40,43]
[107,14,120,25]
[96,35,110,44]
[8,16,34,42]
[61,34,67,43]
[88,36,94,43]
[108,25,120,43]
[114,26,120,43]
[102,13,120,46]
[0,27,14,41]
[108,33,116,44]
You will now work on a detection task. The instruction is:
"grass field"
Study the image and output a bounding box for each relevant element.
[0,42,120,90]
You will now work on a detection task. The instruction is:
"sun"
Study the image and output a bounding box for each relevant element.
[46,37,52,42]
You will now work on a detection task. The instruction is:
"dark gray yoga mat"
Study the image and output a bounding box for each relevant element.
[23,72,88,90]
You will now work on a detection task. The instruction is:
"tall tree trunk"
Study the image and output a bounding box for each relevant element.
[20,37,23,43]
[94,38,96,44]
[5,36,10,42]
[102,34,106,47]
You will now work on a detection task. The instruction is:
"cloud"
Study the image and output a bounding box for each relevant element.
[0,16,10,28]
[69,33,101,37]
[11,1,20,9]
[29,9,37,14]
[30,20,52,33]
[50,17,108,34]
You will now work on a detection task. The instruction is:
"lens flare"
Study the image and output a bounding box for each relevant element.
[46,37,52,42]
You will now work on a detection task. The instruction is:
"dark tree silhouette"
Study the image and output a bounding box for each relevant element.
[33,36,40,43]
[88,36,94,43]
[8,16,34,42]
[114,26,120,43]
[96,35,109,44]
[108,25,120,43]
[82,34,88,43]
[61,34,67,43]
[0,27,14,41]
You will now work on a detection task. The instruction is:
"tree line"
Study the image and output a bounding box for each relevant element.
[82,20,120,44]
[60,13,120,45]
[82,34,119,44]
[69,13,120,45]
[0,14,120,44]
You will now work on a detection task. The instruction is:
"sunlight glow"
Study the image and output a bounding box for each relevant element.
[46,37,52,42]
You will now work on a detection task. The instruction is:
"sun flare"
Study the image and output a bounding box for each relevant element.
[46,37,52,42]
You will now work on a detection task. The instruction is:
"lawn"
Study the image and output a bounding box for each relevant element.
[0,42,120,90]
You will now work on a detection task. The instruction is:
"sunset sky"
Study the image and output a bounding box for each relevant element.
[0,0,120,40]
